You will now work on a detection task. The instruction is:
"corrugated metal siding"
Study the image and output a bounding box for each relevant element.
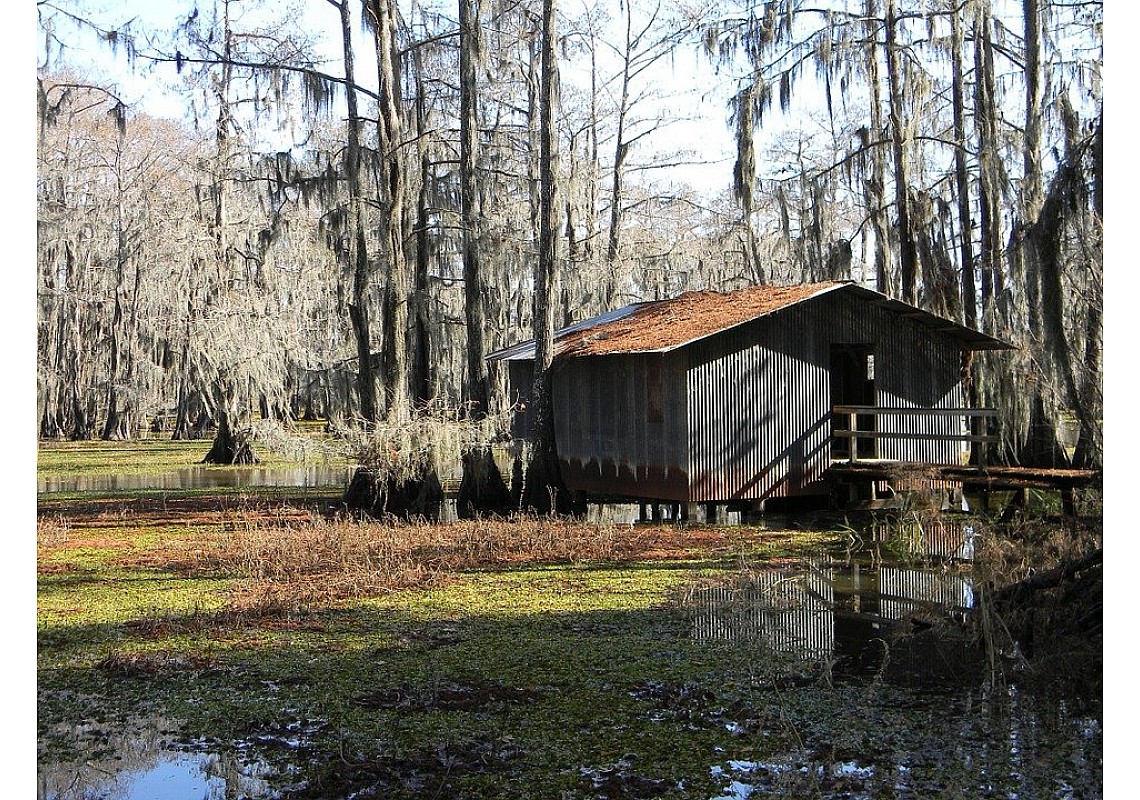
[552,352,689,500]
[686,292,965,501]
[507,290,969,503]
[687,315,828,501]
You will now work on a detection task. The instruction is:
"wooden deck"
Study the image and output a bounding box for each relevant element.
[825,461,1101,517]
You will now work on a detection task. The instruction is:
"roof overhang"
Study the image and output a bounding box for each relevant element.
[486,281,1014,361]
[838,284,1015,351]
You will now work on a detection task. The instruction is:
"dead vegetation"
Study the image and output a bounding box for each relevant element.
[967,517,1102,697]
[47,505,744,614]
[37,515,72,548]
[96,651,217,678]
[212,515,658,609]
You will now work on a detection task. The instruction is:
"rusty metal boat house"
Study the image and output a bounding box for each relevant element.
[488,280,1017,514]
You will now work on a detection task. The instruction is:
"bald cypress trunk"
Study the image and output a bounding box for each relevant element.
[973,0,1005,322]
[457,0,511,518]
[863,0,893,297]
[201,0,254,463]
[370,0,410,423]
[949,2,978,332]
[1072,118,1103,469]
[884,0,918,305]
[522,0,580,516]
[337,0,379,425]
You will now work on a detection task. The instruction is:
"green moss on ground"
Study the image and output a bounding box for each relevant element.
[36,453,1102,800]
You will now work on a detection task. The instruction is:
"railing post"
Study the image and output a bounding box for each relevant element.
[848,410,857,463]
[978,413,989,470]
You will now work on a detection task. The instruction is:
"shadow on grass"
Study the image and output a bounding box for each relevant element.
[38,594,1102,800]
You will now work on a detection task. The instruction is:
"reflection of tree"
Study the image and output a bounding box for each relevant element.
[38,714,271,800]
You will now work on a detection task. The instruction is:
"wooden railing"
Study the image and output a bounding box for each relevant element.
[832,405,999,468]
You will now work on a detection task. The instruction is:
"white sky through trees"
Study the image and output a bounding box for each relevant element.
[35,0,752,196]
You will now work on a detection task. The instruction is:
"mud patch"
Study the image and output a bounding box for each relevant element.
[579,754,672,799]
[96,651,217,677]
[628,679,716,724]
[353,679,543,712]
[281,737,524,799]
[709,756,876,799]
[628,678,808,736]
[396,620,466,649]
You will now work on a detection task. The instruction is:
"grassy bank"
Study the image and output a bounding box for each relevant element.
[37,422,348,480]
[37,481,1103,799]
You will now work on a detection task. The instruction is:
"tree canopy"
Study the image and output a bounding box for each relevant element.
[37,0,1103,478]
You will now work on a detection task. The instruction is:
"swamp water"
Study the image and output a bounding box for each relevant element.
[38,518,1102,799]
[37,466,355,494]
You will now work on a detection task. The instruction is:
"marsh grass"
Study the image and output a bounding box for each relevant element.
[169,515,664,611]
[971,514,1102,577]
[37,514,71,547]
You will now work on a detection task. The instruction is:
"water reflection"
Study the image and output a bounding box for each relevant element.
[38,466,354,494]
[685,519,978,679]
[38,718,275,800]
[40,753,273,800]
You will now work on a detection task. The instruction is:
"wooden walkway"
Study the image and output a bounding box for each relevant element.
[825,461,1101,517]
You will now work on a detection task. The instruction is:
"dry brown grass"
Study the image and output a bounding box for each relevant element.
[168,515,667,611]
[95,651,217,677]
[37,515,72,548]
[971,516,1101,581]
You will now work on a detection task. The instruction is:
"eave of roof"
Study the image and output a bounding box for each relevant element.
[485,281,1013,361]
[837,284,1015,351]
[486,303,649,361]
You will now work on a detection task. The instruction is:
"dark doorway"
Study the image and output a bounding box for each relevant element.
[830,344,876,459]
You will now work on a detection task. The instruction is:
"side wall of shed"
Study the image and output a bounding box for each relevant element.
[686,291,965,502]
[552,352,690,500]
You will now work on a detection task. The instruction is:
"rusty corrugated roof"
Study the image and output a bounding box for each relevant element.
[486,280,1013,361]
[557,281,841,357]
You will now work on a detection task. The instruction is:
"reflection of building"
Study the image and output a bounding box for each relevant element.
[688,558,975,669]
[878,567,975,620]
[689,564,834,660]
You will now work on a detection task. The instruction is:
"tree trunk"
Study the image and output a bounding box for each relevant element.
[949,2,978,332]
[733,82,767,286]
[202,407,257,465]
[973,0,1006,322]
[370,0,411,423]
[337,0,379,425]
[1072,118,1103,469]
[863,0,893,297]
[456,0,511,516]
[522,0,580,516]
[200,0,259,465]
[460,0,489,418]
[884,0,918,304]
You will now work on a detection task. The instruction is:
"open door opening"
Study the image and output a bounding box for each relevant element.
[830,343,877,460]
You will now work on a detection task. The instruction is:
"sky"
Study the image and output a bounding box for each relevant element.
[32,0,742,194]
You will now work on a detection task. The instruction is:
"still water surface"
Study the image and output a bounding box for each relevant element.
[37,466,354,494]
